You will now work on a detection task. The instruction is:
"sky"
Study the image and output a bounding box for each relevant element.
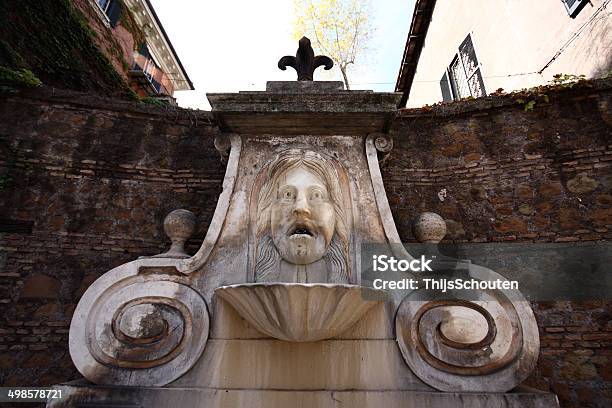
[148,0,415,110]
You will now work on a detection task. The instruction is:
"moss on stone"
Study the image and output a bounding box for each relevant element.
[141,96,170,107]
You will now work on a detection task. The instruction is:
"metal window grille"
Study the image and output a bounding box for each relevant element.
[441,34,486,100]
[449,56,470,99]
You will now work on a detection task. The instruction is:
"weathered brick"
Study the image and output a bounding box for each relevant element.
[1,74,610,408]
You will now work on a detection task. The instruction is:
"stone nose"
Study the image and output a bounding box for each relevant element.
[293,191,311,216]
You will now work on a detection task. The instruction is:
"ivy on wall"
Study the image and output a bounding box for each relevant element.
[0,66,42,91]
[119,3,146,52]
[0,0,131,96]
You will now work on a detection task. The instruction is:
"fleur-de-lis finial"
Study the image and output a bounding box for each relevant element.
[278,37,334,81]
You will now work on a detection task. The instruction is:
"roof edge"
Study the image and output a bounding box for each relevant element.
[394,0,437,107]
[143,0,194,90]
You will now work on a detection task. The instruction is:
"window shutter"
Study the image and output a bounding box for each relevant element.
[107,0,123,27]
[444,34,486,101]
[458,34,486,97]
[138,43,149,57]
[440,72,453,102]
[563,0,587,17]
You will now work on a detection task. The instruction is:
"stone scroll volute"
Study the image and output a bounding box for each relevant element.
[394,269,540,392]
[69,258,210,387]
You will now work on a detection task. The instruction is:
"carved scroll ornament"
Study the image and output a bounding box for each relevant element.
[395,264,539,392]
[69,259,209,386]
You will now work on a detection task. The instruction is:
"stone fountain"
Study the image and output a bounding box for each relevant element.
[50,39,559,407]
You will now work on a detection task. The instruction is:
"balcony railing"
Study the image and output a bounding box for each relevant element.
[130,53,174,96]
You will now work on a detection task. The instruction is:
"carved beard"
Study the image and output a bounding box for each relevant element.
[255,234,348,283]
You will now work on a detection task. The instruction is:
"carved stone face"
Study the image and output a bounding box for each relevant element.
[270,166,336,265]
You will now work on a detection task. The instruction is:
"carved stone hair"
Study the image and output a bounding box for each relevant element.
[254,150,350,282]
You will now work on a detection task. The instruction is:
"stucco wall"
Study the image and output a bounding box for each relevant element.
[408,0,611,107]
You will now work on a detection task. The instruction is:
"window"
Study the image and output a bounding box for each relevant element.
[440,34,486,101]
[132,44,168,94]
[439,72,453,102]
[96,0,122,27]
[97,0,111,12]
[562,0,588,18]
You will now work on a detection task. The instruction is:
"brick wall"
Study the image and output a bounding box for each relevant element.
[72,0,137,86]
[387,78,612,407]
[0,88,224,386]
[0,79,610,407]
[386,82,611,244]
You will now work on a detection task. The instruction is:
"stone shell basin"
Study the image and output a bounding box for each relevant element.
[215,283,384,342]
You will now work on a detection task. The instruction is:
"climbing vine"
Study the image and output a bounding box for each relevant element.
[119,2,146,50]
[141,96,170,107]
[0,0,131,96]
[0,66,42,92]
[514,74,587,111]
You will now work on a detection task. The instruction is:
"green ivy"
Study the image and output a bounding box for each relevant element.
[141,96,169,107]
[513,73,589,111]
[0,66,42,88]
[119,2,146,49]
[0,0,131,96]
[550,73,587,88]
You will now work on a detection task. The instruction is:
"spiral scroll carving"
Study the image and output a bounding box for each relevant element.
[395,268,539,392]
[69,264,209,387]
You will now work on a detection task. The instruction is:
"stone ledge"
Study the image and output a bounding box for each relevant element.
[49,383,560,408]
[2,87,216,126]
[265,81,345,93]
[397,76,612,118]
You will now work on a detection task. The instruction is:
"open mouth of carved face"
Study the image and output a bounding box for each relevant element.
[289,224,314,238]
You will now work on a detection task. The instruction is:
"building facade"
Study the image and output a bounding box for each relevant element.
[396,0,611,107]
[77,0,194,102]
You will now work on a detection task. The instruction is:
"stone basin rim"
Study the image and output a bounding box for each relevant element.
[214,283,387,342]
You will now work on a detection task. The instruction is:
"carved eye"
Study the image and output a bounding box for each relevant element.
[309,188,325,201]
[280,188,295,200]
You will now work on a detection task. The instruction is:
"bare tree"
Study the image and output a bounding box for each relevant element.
[293,0,373,89]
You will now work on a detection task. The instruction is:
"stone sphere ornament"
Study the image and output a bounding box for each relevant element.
[413,212,447,243]
[154,209,196,259]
